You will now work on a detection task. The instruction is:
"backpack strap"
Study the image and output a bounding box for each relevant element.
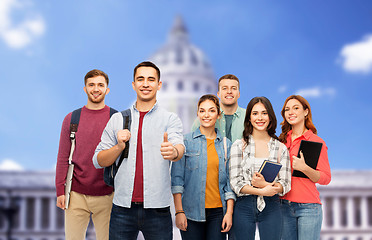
[69,108,82,164]
[70,108,82,132]
[109,107,118,117]
[117,109,132,168]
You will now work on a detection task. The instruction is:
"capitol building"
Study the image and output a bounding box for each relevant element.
[1,17,371,240]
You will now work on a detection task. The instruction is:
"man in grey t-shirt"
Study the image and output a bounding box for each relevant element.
[192,74,246,143]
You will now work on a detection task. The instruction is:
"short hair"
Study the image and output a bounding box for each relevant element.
[218,74,240,90]
[243,96,278,146]
[84,69,109,85]
[197,94,221,115]
[133,61,161,81]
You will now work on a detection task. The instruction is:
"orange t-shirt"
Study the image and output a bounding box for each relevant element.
[205,138,223,208]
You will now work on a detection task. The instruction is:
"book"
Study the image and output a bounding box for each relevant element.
[292,140,323,178]
[64,163,74,209]
[258,160,282,183]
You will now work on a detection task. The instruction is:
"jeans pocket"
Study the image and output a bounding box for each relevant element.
[153,207,170,216]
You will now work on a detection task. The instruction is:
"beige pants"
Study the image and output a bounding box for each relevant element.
[65,191,113,240]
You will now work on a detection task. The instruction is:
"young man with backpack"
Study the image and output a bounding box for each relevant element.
[93,61,185,240]
[55,69,115,240]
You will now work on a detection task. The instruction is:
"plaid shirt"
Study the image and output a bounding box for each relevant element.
[229,136,291,211]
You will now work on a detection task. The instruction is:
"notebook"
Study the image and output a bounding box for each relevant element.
[258,160,282,183]
[292,140,323,178]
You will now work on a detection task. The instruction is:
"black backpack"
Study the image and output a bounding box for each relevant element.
[103,109,131,188]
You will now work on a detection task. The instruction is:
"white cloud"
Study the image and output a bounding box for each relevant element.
[295,87,336,98]
[0,0,45,49]
[339,34,372,74]
[0,159,24,171]
[278,85,287,93]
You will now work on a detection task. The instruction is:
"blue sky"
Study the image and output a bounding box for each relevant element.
[1,0,371,170]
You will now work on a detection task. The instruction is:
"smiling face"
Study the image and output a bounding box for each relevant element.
[198,99,220,130]
[217,79,240,107]
[132,66,162,104]
[250,102,270,132]
[84,75,110,104]
[284,99,309,127]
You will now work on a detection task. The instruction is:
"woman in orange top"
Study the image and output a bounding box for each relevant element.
[279,95,331,240]
[171,94,235,240]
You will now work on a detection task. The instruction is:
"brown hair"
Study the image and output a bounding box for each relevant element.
[218,74,240,90]
[133,61,161,81]
[243,97,278,146]
[278,95,317,143]
[84,69,109,85]
[197,94,221,115]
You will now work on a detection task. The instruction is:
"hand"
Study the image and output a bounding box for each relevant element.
[176,213,187,231]
[56,195,65,210]
[117,129,131,150]
[221,212,232,232]
[160,132,177,161]
[251,172,268,188]
[260,184,281,197]
[292,151,307,172]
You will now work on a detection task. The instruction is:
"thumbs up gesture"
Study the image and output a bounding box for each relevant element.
[160,132,178,161]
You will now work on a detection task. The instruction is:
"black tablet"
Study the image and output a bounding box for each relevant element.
[292,140,323,178]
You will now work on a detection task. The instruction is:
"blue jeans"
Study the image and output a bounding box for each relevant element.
[280,200,322,240]
[233,195,281,240]
[109,203,172,240]
[180,208,226,240]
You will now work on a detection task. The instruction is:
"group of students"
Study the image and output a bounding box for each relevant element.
[55,61,331,240]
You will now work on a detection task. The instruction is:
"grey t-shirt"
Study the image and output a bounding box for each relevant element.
[225,114,233,141]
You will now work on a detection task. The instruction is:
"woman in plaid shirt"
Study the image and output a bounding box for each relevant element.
[229,96,291,240]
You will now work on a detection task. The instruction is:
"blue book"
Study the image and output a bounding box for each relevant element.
[258,160,282,183]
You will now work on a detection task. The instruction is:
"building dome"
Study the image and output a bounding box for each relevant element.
[150,16,217,132]
[151,16,214,79]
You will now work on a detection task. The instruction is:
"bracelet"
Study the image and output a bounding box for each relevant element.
[175,210,185,216]
[172,146,179,160]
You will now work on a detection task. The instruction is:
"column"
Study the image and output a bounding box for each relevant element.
[321,197,328,230]
[49,197,56,231]
[18,197,27,231]
[360,196,369,229]
[34,197,41,231]
[333,197,341,230]
[347,196,355,229]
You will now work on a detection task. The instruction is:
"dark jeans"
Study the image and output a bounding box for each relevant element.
[233,195,281,240]
[180,207,226,240]
[109,203,172,240]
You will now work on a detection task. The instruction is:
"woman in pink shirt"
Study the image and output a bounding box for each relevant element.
[278,95,331,240]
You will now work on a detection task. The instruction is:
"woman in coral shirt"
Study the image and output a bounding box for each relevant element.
[279,95,331,240]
